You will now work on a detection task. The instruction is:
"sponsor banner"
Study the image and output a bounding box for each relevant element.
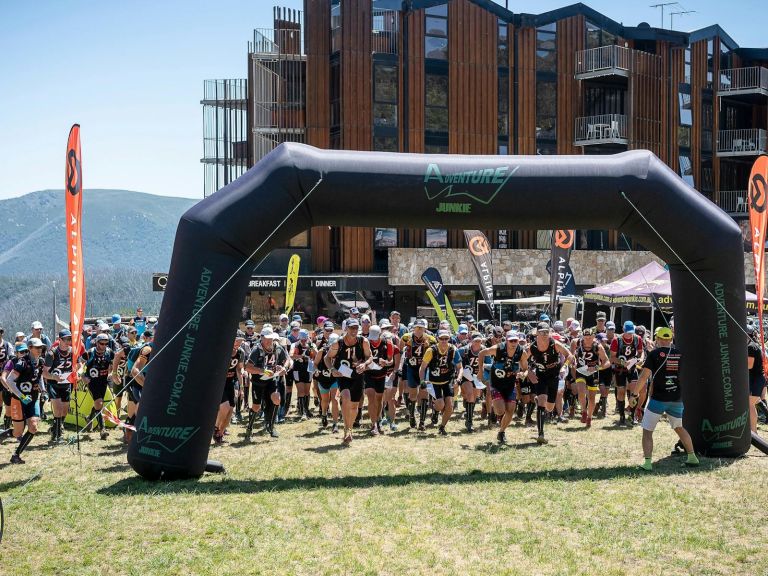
[463,230,495,317]
[155,274,388,291]
[65,124,86,368]
[374,228,397,248]
[152,273,168,291]
[285,254,300,314]
[748,156,768,375]
[549,229,575,316]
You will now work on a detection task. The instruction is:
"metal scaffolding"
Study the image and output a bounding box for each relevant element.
[249,7,306,165]
[201,78,248,198]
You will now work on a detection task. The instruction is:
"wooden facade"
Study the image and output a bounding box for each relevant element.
[288,1,754,273]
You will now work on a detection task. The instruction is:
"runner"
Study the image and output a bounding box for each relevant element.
[364,325,393,435]
[419,329,462,435]
[380,328,401,431]
[0,327,15,433]
[132,307,148,337]
[572,328,610,428]
[521,322,575,444]
[324,318,372,444]
[610,320,645,425]
[213,333,245,444]
[478,330,524,444]
[127,329,155,443]
[314,333,340,432]
[459,332,485,432]
[6,340,45,463]
[400,319,436,431]
[746,324,766,433]
[81,333,115,440]
[638,326,699,470]
[289,329,317,421]
[244,329,291,438]
[43,329,75,443]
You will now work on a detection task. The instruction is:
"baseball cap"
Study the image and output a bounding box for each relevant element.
[361,314,371,323]
[606,321,616,330]
[596,311,607,319]
[415,319,428,328]
[262,331,280,340]
[98,322,109,331]
[492,326,503,336]
[537,322,551,332]
[316,316,328,325]
[58,329,72,339]
[506,330,520,341]
[471,332,484,341]
[390,310,401,317]
[299,329,309,339]
[539,314,550,322]
[290,321,300,329]
[346,318,360,328]
[349,307,359,315]
[437,329,451,339]
[570,320,581,331]
[292,314,302,322]
[655,327,673,339]
[635,325,647,336]
[458,324,468,334]
[464,315,475,322]
[95,334,109,343]
[623,321,635,333]
[119,336,131,347]
[553,320,564,331]
[143,329,154,339]
[379,319,392,328]
[111,314,121,324]
[596,333,607,342]
[15,342,28,352]
[260,327,274,337]
[31,321,43,329]
[28,337,44,348]
[582,328,595,336]
[279,314,289,321]
[323,321,335,330]
[245,320,255,327]
[369,325,382,340]
[14,331,25,339]
[328,333,340,345]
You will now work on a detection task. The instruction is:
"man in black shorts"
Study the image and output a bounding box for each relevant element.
[6,340,45,463]
[43,329,75,443]
[245,328,291,439]
[458,332,485,432]
[0,326,15,433]
[746,324,767,432]
[213,332,245,444]
[364,325,393,436]
[324,318,372,445]
[419,329,462,435]
[81,333,115,440]
[478,330,524,444]
[521,322,574,444]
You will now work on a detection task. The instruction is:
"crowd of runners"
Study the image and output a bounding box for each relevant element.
[1,306,767,469]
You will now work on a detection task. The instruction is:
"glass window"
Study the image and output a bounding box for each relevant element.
[374,228,397,247]
[373,135,398,152]
[677,125,691,148]
[331,2,341,53]
[536,80,557,140]
[425,143,449,154]
[498,21,508,42]
[374,103,397,127]
[684,48,691,84]
[536,50,557,73]
[678,90,692,125]
[498,72,509,137]
[426,16,447,36]
[426,107,449,132]
[374,64,397,102]
[425,4,448,17]
[536,32,556,52]
[679,156,694,187]
[426,73,448,107]
[536,230,553,249]
[425,36,448,59]
[426,229,447,248]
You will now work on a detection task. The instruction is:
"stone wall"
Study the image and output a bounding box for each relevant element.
[388,248,762,288]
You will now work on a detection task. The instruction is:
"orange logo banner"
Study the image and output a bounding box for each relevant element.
[748,156,768,374]
[554,229,574,250]
[66,124,86,366]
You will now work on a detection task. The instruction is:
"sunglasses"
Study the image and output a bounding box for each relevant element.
[61,337,72,341]
[438,336,450,341]
[17,350,28,354]
[348,326,359,329]
[97,342,108,345]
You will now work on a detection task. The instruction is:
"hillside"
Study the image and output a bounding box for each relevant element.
[0,189,198,273]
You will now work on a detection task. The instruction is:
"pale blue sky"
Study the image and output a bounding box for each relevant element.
[0,0,764,200]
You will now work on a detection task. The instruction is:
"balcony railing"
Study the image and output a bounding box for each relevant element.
[716,191,748,214]
[718,67,768,96]
[575,45,630,79]
[249,27,304,56]
[373,9,399,55]
[717,129,768,157]
[574,114,628,146]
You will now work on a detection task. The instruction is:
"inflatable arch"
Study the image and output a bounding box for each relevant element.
[128,143,751,479]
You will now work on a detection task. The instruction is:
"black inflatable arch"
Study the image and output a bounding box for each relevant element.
[128,143,750,479]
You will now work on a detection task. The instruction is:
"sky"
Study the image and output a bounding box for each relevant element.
[0,0,765,200]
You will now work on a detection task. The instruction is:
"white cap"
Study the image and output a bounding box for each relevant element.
[570,320,581,331]
[368,325,382,340]
[31,321,43,329]
[262,331,280,340]
[279,314,289,321]
[361,314,371,323]
[260,327,274,337]
[506,330,520,341]
[27,337,44,347]
[328,333,340,345]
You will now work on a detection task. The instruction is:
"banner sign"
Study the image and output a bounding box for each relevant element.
[549,229,575,317]
[464,230,495,317]
[285,254,300,314]
[65,124,86,366]
[748,155,768,374]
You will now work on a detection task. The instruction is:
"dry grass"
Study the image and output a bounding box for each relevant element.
[1,406,767,576]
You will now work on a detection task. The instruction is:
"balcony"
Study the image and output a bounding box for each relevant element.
[372,9,398,55]
[574,114,628,146]
[715,191,748,215]
[575,45,630,80]
[718,67,768,97]
[717,129,768,157]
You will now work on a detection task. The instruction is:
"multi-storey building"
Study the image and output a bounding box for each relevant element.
[204,1,768,321]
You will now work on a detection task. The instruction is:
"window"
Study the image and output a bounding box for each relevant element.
[288,231,309,247]
[536,23,557,73]
[426,229,447,248]
[425,72,448,132]
[536,80,557,141]
[679,156,694,187]
[498,20,508,65]
[498,71,509,137]
[536,230,552,250]
[373,135,398,151]
[706,39,714,89]
[684,48,691,85]
[678,89,692,126]
[677,126,691,148]
[425,143,448,154]
[330,56,341,129]
[373,62,398,128]
[585,21,616,50]
[424,4,448,60]
[374,228,397,248]
[331,1,341,53]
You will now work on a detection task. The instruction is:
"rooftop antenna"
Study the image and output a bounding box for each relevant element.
[649,2,677,28]
[670,9,696,30]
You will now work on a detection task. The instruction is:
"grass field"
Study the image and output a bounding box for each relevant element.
[1,406,767,576]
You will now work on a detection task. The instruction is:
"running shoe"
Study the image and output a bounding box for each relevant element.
[269,427,279,438]
[466,423,474,433]
[524,418,535,427]
[321,414,328,428]
[586,417,592,428]
[370,425,379,436]
[332,422,339,434]
[438,425,447,436]
[10,453,24,464]
[536,435,548,445]
[431,412,439,425]
[100,430,109,441]
[300,413,308,422]
[581,412,588,424]
[418,422,425,432]
[343,431,352,445]
[409,415,417,429]
[389,422,398,432]
[497,430,506,444]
